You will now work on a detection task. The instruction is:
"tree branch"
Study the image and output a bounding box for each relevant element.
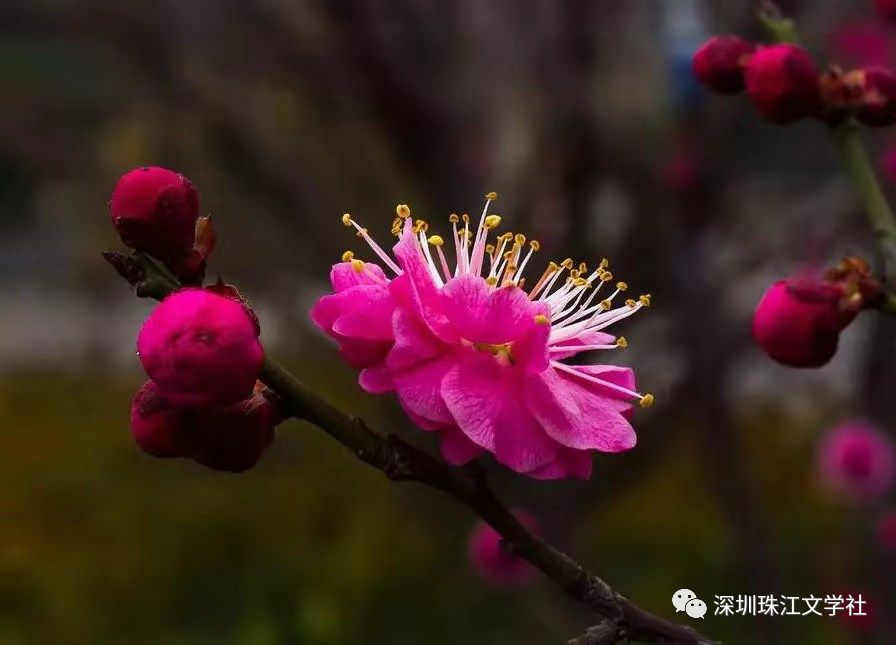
[105,251,713,644]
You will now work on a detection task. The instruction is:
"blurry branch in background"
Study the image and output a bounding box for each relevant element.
[104,250,714,644]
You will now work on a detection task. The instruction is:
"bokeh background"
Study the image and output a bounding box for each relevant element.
[3,0,896,643]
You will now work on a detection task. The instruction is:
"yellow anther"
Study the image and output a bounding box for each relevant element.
[578,262,588,274]
[547,261,559,272]
[561,258,574,269]
[413,219,428,233]
[599,258,609,269]
[341,250,354,262]
[341,213,353,226]
[500,232,514,241]
[533,314,549,325]
[600,272,613,282]
[600,299,612,311]
[396,204,411,218]
[461,213,470,223]
[574,277,589,287]
[639,294,652,307]
[485,191,498,200]
[484,214,502,228]
[486,276,498,285]
[514,233,527,245]
[449,213,460,223]
[530,240,541,251]
[616,336,628,349]
[351,259,365,273]
[570,269,580,279]
[625,298,637,308]
[616,281,628,291]
[485,244,495,254]
[428,235,444,246]
[504,251,514,260]
[639,393,655,408]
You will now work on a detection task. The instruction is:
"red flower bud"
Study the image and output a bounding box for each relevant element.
[855,66,896,127]
[137,288,264,408]
[744,44,821,123]
[692,35,756,95]
[752,279,854,368]
[129,380,280,472]
[130,380,193,458]
[109,166,199,262]
[188,388,281,473]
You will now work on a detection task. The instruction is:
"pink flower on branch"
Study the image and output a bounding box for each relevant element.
[312,195,652,480]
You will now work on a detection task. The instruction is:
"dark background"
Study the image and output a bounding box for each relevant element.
[1,0,895,643]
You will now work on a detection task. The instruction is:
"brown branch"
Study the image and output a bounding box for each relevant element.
[104,251,714,645]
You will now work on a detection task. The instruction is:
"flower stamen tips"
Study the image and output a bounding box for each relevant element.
[396,204,411,218]
[639,393,655,408]
[534,314,549,325]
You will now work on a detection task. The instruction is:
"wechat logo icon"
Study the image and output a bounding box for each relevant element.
[673,589,707,619]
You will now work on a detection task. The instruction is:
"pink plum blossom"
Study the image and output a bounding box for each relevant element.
[312,196,652,479]
[138,288,264,408]
[467,510,540,587]
[817,420,896,503]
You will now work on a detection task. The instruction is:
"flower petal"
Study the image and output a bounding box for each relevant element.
[524,367,636,452]
[526,448,593,480]
[441,277,542,344]
[392,351,456,427]
[442,351,559,472]
[330,261,388,291]
[440,425,486,465]
[359,365,394,393]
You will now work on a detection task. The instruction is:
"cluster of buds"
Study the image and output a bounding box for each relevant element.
[752,258,882,368]
[693,36,896,126]
[110,168,281,472]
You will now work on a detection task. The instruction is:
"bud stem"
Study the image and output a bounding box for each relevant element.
[759,2,896,282]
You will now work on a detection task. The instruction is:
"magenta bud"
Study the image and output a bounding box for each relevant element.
[818,421,896,503]
[745,44,821,123]
[110,166,199,262]
[137,288,264,408]
[856,67,896,127]
[692,35,756,95]
[130,380,193,457]
[467,510,540,588]
[187,388,280,473]
[752,279,854,368]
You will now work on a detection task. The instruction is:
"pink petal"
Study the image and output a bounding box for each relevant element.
[338,338,391,370]
[330,286,395,340]
[392,351,457,427]
[387,306,446,372]
[330,261,388,291]
[549,330,617,360]
[392,221,455,342]
[359,366,394,393]
[441,352,559,472]
[440,425,486,465]
[441,277,542,344]
[524,366,636,452]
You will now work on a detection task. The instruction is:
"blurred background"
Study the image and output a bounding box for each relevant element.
[3,0,896,642]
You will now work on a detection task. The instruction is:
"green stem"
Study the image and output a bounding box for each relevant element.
[833,121,896,275]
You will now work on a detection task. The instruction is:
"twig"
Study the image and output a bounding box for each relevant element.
[105,251,714,644]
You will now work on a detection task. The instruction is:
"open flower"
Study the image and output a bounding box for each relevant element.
[314,195,651,479]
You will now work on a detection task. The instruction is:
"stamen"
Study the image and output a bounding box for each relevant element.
[351,259,365,273]
[551,361,650,404]
[341,213,402,275]
[534,314,549,325]
[396,204,411,219]
[341,251,354,262]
